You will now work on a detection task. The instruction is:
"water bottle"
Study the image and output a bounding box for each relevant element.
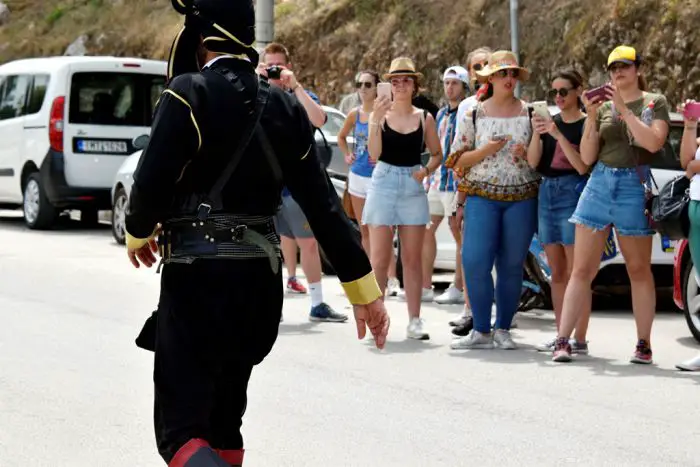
[641,102,654,126]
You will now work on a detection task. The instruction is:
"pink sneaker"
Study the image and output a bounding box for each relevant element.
[552,337,573,363]
[630,339,653,364]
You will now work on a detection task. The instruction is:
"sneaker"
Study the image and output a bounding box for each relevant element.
[309,303,348,323]
[451,316,474,336]
[510,314,519,329]
[449,310,470,327]
[571,340,589,355]
[676,354,700,371]
[435,284,465,304]
[451,330,494,349]
[493,329,517,350]
[630,339,653,364]
[535,337,557,352]
[387,277,401,297]
[552,337,573,362]
[407,317,430,340]
[287,277,307,294]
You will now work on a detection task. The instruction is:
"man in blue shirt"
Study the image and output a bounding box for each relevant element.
[258,42,348,323]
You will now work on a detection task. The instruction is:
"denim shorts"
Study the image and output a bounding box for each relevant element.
[362,161,430,226]
[570,162,654,236]
[538,174,587,245]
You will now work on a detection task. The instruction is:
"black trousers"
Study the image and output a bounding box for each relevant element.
[153,257,282,463]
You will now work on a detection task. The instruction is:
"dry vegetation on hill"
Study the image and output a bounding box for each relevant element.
[0,0,699,107]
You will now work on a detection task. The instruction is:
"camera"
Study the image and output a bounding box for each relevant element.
[266,65,282,80]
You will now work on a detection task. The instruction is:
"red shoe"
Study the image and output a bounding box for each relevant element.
[630,339,653,364]
[286,277,307,294]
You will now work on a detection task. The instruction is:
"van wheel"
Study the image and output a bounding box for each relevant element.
[111,187,128,245]
[682,261,700,344]
[23,173,57,230]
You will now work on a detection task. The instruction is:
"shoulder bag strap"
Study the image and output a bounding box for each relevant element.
[197,72,271,220]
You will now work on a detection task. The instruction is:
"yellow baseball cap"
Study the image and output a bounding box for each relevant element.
[607,46,639,69]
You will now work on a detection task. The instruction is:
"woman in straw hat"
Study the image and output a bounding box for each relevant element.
[445,50,540,350]
[363,57,442,341]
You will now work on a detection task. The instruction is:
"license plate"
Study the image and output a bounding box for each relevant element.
[77,139,128,154]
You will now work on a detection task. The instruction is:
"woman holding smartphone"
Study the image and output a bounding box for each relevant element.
[363,57,442,340]
[527,69,591,353]
[445,50,539,350]
[676,100,700,371]
[552,46,670,364]
[337,70,381,254]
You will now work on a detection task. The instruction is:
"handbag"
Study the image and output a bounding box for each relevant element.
[342,182,355,220]
[649,174,690,239]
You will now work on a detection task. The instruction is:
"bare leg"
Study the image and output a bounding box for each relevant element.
[568,244,591,343]
[388,226,398,280]
[350,194,370,256]
[543,244,568,330]
[399,225,427,319]
[558,225,609,338]
[369,225,395,296]
[297,237,322,284]
[617,233,655,344]
[281,236,298,278]
[422,216,442,289]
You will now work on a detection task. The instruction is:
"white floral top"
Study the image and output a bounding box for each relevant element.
[445,102,540,201]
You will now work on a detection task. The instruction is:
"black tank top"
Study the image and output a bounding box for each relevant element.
[379,112,425,167]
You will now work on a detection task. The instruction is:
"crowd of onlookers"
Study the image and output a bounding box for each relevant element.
[256,41,700,371]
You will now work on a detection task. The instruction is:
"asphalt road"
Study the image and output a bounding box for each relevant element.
[0,211,699,467]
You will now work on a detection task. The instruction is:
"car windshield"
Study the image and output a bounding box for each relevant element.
[320,110,345,137]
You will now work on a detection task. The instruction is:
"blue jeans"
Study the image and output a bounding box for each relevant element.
[462,196,538,333]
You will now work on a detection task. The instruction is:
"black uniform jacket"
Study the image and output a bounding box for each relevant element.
[125,57,381,305]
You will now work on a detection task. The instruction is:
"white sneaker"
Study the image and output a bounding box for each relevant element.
[449,309,470,327]
[535,337,557,352]
[493,329,517,350]
[510,314,519,329]
[435,284,465,304]
[450,330,494,349]
[407,317,430,340]
[676,354,700,371]
[387,278,401,297]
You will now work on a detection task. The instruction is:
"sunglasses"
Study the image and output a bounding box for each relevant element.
[494,69,520,79]
[472,62,488,71]
[608,62,633,73]
[547,87,573,98]
[355,81,375,89]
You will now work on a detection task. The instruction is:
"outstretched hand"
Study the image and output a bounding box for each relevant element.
[353,299,390,349]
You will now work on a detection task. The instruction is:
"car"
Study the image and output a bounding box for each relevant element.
[673,239,700,343]
[0,56,167,229]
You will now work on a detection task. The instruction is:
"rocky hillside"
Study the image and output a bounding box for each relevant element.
[1,0,699,107]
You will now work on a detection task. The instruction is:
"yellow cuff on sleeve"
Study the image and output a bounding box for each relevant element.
[126,232,151,250]
[341,271,382,305]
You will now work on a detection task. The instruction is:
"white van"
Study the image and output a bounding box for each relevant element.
[0,56,166,229]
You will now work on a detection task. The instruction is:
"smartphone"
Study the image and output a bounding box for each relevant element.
[584,84,612,103]
[684,102,700,119]
[531,101,550,119]
[377,82,392,101]
[492,133,510,141]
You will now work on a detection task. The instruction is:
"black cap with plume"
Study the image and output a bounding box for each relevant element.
[167,0,259,81]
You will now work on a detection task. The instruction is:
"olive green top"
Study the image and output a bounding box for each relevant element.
[595,92,670,168]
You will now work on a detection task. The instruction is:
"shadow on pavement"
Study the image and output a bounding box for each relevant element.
[0,212,111,236]
[277,321,325,336]
[362,337,442,354]
[448,343,700,384]
[676,336,700,350]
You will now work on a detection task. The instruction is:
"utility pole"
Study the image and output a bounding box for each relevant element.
[256,0,275,51]
[509,0,521,98]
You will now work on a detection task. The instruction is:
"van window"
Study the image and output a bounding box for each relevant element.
[69,72,166,127]
[26,74,50,115]
[0,75,31,121]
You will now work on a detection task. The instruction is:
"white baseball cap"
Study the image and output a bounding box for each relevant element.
[442,65,470,85]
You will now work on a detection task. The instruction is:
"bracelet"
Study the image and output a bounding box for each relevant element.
[686,125,698,130]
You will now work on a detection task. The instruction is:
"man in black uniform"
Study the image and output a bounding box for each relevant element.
[124,1,390,466]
